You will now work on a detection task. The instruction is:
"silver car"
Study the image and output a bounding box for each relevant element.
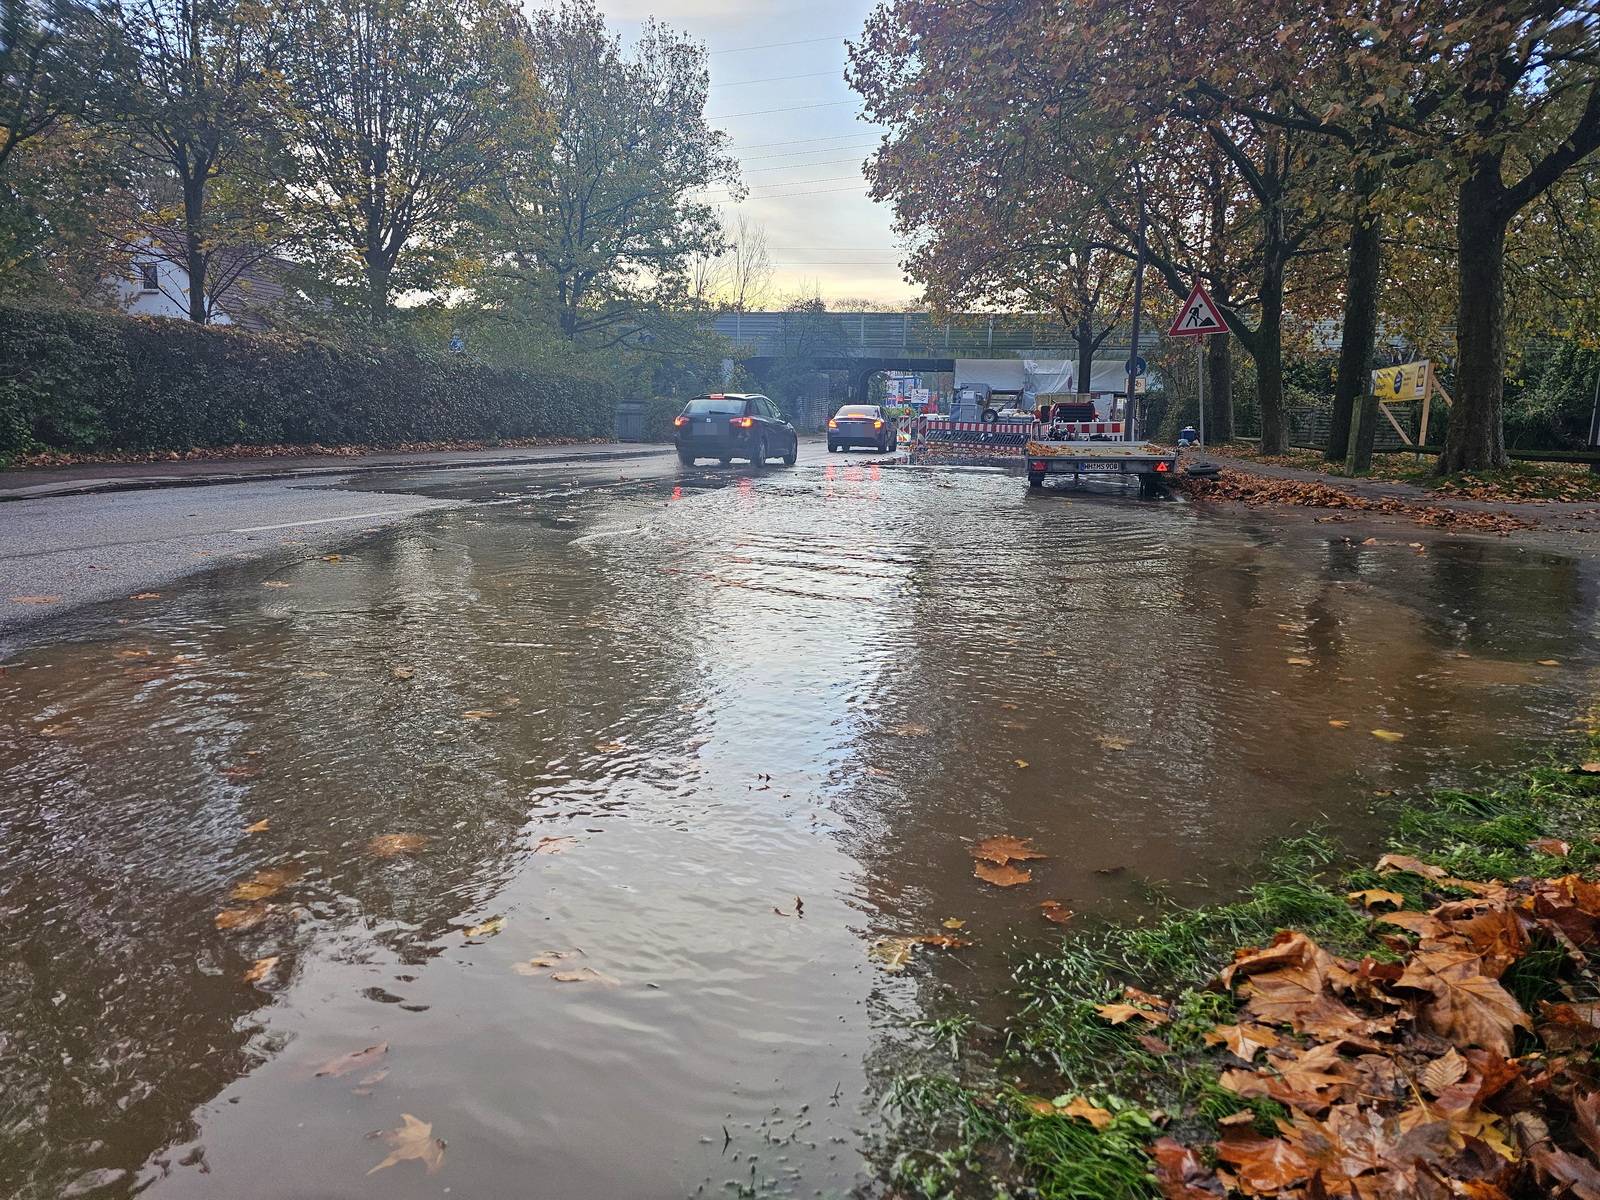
[826,405,897,453]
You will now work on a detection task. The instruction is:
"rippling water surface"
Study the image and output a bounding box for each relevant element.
[2,462,1597,1198]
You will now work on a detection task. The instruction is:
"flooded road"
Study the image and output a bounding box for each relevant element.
[3,458,1598,1199]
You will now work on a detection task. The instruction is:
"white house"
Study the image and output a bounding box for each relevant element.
[109,234,294,331]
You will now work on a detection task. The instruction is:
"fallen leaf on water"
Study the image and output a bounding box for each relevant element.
[366,1113,445,1176]
[38,723,67,737]
[114,648,153,659]
[869,937,918,971]
[1538,659,1561,667]
[391,667,414,680]
[321,554,343,563]
[350,1067,389,1096]
[261,580,292,589]
[215,906,272,932]
[9,595,60,605]
[1287,657,1313,666]
[974,861,1032,887]
[463,917,505,940]
[533,836,577,855]
[917,934,971,950]
[462,709,497,720]
[1346,888,1405,909]
[130,592,161,601]
[1013,758,1029,769]
[550,966,621,985]
[1529,837,1571,857]
[245,819,270,833]
[221,764,259,781]
[887,722,930,737]
[594,740,625,752]
[1328,719,1350,729]
[367,833,427,858]
[1039,900,1074,925]
[1371,729,1406,742]
[513,950,580,975]
[315,1042,388,1078]
[243,956,280,985]
[941,918,967,930]
[970,835,1048,865]
[1098,735,1132,752]
[230,866,301,903]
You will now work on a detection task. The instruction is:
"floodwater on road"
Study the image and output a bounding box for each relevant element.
[2,460,1598,1199]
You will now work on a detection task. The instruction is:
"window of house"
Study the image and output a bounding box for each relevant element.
[138,262,159,293]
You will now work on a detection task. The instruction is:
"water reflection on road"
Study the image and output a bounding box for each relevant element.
[2,461,1596,1198]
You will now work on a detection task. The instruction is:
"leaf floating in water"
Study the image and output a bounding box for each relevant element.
[462,709,497,721]
[221,764,259,781]
[594,741,625,752]
[243,955,280,985]
[1286,657,1313,666]
[215,906,273,932]
[1328,719,1350,729]
[886,722,930,738]
[9,595,60,605]
[1371,729,1406,743]
[130,592,161,601]
[942,918,967,930]
[366,1113,445,1176]
[971,835,1048,866]
[1013,758,1030,769]
[245,819,270,833]
[391,667,415,680]
[550,966,620,985]
[261,580,292,589]
[868,937,918,971]
[1039,900,1074,925]
[513,950,580,976]
[230,866,302,903]
[533,836,577,855]
[463,917,505,940]
[974,861,1032,888]
[321,554,344,563]
[367,833,428,858]
[1538,659,1561,667]
[1098,734,1132,752]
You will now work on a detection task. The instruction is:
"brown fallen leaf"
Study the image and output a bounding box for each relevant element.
[367,833,428,858]
[463,916,505,940]
[1375,853,1447,880]
[1039,900,1074,925]
[974,861,1032,887]
[230,865,302,903]
[513,950,581,976]
[1538,659,1561,667]
[1371,728,1406,742]
[314,1042,388,1078]
[220,764,259,781]
[1098,734,1132,752]
[1095,1002,1170,1026]
[916,934,971,950]
[243,956,280,985]
[533,836,577,855]
[1204,1022,1280,1061]
[1013,758,1029,769]
[970,835,1048,865]
[130,592,161,601]
[1149,1137,1224,1199]
[1580,762,1600,774]
[244,819,270,833]
[1529,837,1571,857]
[941,918,967,930]
[1397,948,1530,1056]
[1328,719,1351,729]
[321,554,343,563]
[215,905,273,932]
[1346,888,1406,909]
[593,740,625,752]
[869,937,918,971]
[366,1113,445,1176]
[462,709,497,720]
[549,966,620,985]
[887,722,930,737]
[9,595,61,605]
[1057,1095,1114,1129]
[1287,656,1313,666]
[391,667,415,680]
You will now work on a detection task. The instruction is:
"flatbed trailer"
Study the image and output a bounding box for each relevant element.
[1025,438,1179,497]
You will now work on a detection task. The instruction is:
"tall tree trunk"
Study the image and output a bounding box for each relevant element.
[1075,320,1094,398]
[1256,258,1287,454]
[1206,330,1233,441]
[183,177,208,324]
[366,254,390,323]
[1439,165,1510,474]
[1328,181,1382,462]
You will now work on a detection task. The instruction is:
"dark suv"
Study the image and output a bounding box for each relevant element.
[674,394,798,468]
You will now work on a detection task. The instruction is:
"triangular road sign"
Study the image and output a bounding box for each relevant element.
[1169,280,1230,337]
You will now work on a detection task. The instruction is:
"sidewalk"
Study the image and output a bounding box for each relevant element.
[0,441,674,501]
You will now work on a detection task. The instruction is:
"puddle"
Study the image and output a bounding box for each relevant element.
[2,463,1597,1198]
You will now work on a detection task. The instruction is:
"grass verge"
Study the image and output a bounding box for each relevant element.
[883,748,1600,1199]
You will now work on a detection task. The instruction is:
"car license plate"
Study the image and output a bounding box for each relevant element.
[693,422,716,437]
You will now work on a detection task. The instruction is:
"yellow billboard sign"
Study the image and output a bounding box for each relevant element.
[1371,361,1430,402]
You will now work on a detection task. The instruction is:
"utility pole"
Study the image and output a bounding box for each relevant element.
[1124,165,1147,443]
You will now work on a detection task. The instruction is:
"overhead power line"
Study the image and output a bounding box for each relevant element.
[708,34,847,55]
[708,99,857,120]
[739,139,877,164]
[713,183,871,206]
[740,156,867,176]
[712,70,839,89]
[731,132,879,151]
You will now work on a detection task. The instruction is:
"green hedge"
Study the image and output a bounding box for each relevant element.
[0,304,617,459]
[639,396,687,443]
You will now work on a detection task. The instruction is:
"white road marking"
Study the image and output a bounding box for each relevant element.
[232,510,411,533]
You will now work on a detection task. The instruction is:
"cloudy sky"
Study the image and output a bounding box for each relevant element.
[590,0,914,308]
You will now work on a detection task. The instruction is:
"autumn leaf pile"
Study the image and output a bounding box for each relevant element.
[1431,469,1600,506]
[1179,469,1535,534]
[1149,860,1600,1199]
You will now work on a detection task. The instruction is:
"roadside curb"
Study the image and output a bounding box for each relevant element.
[0,445,675,502]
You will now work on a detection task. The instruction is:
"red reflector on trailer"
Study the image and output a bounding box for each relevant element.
[1155,461,1170,472]
[1031,460,1047,472]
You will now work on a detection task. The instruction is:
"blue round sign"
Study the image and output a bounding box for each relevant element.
[1125,356,1147,377]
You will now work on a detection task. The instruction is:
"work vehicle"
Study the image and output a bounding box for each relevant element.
[827,404,898,453]
[1025,430,1179,497]
[674,394,798,468]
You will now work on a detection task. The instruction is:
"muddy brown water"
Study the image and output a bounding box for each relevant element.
[2,462,1597,1199]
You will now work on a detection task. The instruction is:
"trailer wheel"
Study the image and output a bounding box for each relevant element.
[981,408,1000,422]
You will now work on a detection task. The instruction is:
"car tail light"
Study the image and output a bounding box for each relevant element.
[673,415,688,427]
[731,416,754,429]
[873,420,884,429]
[827,419,838,429]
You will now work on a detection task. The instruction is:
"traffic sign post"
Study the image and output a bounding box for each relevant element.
[1168,281,1230,450]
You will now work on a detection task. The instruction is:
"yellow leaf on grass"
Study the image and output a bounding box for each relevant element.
[1580,762,1600,774]
[1346,888,1406,909]
[1371,729,1406,742]
[366,1113,445,1176]
[1094,1002,1169,1026]
[1055,1096,1114,1130]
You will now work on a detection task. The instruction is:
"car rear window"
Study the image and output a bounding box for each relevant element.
[837,406,878,417]
[685,397,746,415]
